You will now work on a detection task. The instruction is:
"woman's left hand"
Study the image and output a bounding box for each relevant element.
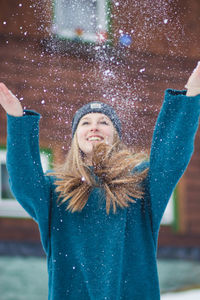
[185,61,200,96]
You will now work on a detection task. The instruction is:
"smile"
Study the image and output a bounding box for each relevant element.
[87,136,103,141]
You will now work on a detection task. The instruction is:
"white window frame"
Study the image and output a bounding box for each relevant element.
[0,149,50,218]
[52,0,110,43]
[161,192,175,225]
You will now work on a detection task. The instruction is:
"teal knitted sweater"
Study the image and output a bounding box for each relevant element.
[6,90,200,300]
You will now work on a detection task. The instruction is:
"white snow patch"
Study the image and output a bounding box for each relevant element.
[139,68,145,73]
[161,289,200,300]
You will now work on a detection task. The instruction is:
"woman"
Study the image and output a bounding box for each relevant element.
[0,63,200,300]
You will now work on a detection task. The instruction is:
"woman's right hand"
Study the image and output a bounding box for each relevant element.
[0,82,23,117]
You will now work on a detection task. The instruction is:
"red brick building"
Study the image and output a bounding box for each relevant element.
[0,0,199,257]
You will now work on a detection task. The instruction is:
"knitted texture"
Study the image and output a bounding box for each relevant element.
[6,90,200,300]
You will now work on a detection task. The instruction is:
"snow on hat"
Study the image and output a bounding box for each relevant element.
[72,101,122,138]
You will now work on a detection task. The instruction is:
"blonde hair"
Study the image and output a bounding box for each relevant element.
[49,131,149,214]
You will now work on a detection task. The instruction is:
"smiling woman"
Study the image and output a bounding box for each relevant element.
[76,113,115,162]
[1,61,200,300]
[51,102,148,214]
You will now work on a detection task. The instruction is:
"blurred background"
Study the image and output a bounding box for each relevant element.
[0,0,200,299]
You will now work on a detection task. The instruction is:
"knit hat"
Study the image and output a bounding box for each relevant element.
[72,101,122,138]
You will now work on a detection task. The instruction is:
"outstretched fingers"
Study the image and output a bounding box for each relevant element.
[0,82,23,116]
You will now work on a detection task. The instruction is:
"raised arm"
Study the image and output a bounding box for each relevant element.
[0,83,51,252]
[147,64,200,236]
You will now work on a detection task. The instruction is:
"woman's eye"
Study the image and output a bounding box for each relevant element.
[81,121,89,125]
[100,121,108,125]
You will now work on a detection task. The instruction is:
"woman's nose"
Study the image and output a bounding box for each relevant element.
[90,124,99,131]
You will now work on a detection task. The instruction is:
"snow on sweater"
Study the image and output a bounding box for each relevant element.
[6,90,200,300]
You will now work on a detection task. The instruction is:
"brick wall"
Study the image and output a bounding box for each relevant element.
[0,0,199,250]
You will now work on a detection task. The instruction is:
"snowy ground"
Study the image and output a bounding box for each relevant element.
[162,289,200,299]
[0,256,200,300]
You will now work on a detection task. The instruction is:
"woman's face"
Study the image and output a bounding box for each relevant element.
[76,113,115,160]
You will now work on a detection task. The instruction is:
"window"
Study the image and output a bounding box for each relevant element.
[0,148,51,218]
[52,0,111,43]
[161,192,175,225]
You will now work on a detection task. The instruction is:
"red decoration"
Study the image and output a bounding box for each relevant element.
[97,31,108,43]
[75,28,84,37]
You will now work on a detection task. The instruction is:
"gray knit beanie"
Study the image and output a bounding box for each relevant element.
[72,102,121,138]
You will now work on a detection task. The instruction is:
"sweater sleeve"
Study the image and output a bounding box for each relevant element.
[6,110,52,253]
[148,89,200,235]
